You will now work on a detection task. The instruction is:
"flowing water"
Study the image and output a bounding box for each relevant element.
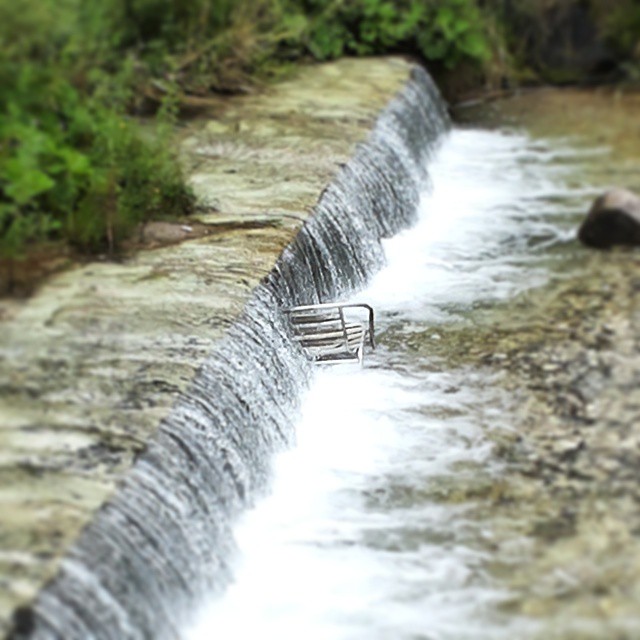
[186,123,613,639]
[13,70,639,640]
[13,68,446,640]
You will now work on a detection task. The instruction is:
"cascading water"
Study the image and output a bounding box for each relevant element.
[8,67,450,640]
[185,129,595,638]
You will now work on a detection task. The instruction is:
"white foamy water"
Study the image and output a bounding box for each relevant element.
[365,129,591,325]
[186,129,592,640]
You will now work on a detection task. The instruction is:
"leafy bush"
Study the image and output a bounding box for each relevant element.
[0,0,194,260]
[0,66,192,258]
[593,0,640,61]
[296,0,491,68]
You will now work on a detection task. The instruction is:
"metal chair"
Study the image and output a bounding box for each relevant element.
[284,303,375,365]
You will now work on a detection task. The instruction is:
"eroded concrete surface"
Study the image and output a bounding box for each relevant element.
[0,57,413,634]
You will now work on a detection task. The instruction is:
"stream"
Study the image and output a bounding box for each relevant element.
[184,114,630,640]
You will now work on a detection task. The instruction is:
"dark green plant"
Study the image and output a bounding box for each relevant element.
[595,0,640,60]
[418,0,491,69]
[0,0,211,263]
[0,58,193,257]
[297,0,490,68]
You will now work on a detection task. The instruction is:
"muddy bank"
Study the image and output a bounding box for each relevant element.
[0,57,415,635]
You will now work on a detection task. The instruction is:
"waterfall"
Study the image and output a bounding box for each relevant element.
[8,66,450,640]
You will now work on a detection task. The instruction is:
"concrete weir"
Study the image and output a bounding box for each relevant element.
[0,58,449,638]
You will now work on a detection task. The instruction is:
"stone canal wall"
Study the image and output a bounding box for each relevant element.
[0,58,430,636]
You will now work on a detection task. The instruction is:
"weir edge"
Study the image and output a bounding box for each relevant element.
[5,60,450,640]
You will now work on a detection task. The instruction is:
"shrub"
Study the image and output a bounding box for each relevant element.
[0,60,193,257]
[0,0,194,260]
[296,0,491,68]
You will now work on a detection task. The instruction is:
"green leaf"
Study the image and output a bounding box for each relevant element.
[3,159,55,205]
[378,3,396,21]
[435,7,456,39]
[59,147,91,176]
[460,31,489,59]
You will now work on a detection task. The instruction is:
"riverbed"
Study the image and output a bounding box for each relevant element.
[187,88,640,640]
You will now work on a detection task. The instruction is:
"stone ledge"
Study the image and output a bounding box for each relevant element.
[0,57,415,636]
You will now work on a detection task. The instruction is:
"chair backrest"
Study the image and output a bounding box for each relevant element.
[284,303,375,364]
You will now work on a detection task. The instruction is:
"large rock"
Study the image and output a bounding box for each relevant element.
[578,188,640,248]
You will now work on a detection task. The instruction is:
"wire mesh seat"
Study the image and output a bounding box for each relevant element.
[284,303,375,365]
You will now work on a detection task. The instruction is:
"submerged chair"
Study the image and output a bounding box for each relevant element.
[284,302,375,365]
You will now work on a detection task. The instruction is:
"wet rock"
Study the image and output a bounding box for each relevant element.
[578,188,640,248]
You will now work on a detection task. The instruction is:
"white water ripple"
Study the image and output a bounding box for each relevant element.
[186,128,591,640]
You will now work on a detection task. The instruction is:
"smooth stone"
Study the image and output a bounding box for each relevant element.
[578,188,640,248]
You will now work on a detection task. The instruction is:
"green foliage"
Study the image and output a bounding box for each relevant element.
[595,0,640,59]
[63,105,192,252]
[418,0,491,69]
[0,59,193,257]
[3,0,638,265]
[0,0,194,259]
[296,0,491,68]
